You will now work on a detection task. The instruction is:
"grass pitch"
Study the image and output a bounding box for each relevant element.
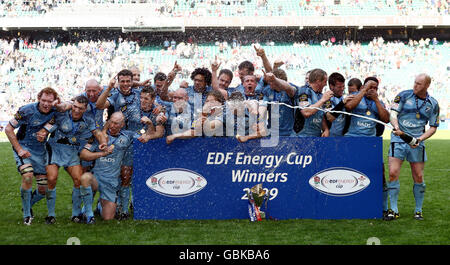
[0,138,449,245]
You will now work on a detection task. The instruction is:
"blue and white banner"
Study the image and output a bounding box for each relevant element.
[132,137,383,220]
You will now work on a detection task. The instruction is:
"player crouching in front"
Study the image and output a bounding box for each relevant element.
[80,112,135,222]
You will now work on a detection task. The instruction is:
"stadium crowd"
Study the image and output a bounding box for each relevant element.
[0,0,67,17]
[0,32,448,121]
[1,0,448,18]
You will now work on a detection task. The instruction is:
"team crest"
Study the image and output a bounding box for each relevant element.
[299,94,308,101]
[323,100,332,109]
[394,96,401,103]
[14,112,23,120]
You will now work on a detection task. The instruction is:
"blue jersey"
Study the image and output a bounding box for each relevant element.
[390,90,440,145]
[48,110,96,146]
[191,109,226,137]
[185,85,212,119]
[345,95,385,137]
[107,88,141,129]
[294,85,326,137]
[166,103,193,136]
[227,77,265,97]
[9,102,56,147]
[84,130,134,180]
[80,89,106,130]
[224,93,266,137]
[155,95,172,111]
[10,102,56,175]
[224,104,248,137]
[329,96,347,137]
[151,84,172,111]
[126,104,163,136]
[262,83,295,136]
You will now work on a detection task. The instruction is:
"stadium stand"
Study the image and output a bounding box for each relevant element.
[1,0,448,18]
[1,32,448,122]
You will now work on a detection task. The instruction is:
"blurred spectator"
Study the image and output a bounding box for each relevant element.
[0,0,448,18]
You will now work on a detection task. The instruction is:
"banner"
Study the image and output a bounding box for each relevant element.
[132,137,383,220]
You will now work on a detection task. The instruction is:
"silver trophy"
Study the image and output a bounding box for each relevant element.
[247,184,268,221]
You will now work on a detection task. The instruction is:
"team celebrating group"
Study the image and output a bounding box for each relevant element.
[5,46,440,225]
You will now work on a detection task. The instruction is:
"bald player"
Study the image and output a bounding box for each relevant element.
[78,79,107,172]
[166,87,193,136]
[80,112,135,222]
[385,73,440,221]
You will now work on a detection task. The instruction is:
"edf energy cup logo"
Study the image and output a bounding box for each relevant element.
[309,167,370,196]
[146,168,207,197]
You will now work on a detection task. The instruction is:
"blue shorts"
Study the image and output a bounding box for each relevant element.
[12,144,48,175]
[47,143,80,168]
[389,142,427,163]
[95,173,120,203]
[80,159,93,169]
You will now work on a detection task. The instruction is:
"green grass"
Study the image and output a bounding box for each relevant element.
[0,140,449,245]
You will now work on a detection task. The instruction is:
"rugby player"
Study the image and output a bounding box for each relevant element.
[343,77,390,218]
[114,85,166,219]
[227,60,265,97]
[386,73,440,221]
[166,87,193,136]
[96,70,162,219]
[211,59,232,100]
[293,68,333,137]
[77,79,108,173]
[185,67,214,119]
[226,44,273,98]
[324,72,356,137]
[344,77,390,137]
[166,90,225,144]
[347,78,362,94]
[5,87,60,225]
[152,61,183,106]
[44,95,105,224]
[80,112,135,222]
[259,69,296,137]
[233,75,268,143]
